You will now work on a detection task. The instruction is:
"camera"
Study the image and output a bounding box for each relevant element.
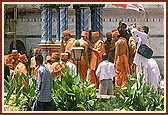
[127,23,137,32]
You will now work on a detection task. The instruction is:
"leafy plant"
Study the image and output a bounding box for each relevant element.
[114,73,164,111]
[4,73,36,111]
[158,64,164,80]
[52,66,97,111]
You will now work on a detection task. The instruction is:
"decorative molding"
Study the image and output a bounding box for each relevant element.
[8,18,164,22]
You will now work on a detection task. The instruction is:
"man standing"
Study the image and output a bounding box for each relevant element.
[118,23,130,45]
[13,54,28,88]
[11,50,19,70]
[78,31,90,80]
[130,26,150,88]
[30,48,41,80]
[32,55,54,111]
[50,52,62,80]
[61,29,76,54]
[45,55,53,71]
[108,30,120,63]
[114,36,130,89]
[128,37,136,74]
[88,31,105,88]
[96,54,115,95]
[60,52,77,76]
[104,32,112,62]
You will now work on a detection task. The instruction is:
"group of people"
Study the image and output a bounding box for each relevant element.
[4,21,161,111]
[59,21,161,95]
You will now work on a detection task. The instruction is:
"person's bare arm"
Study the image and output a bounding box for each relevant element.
[114,41,119,65]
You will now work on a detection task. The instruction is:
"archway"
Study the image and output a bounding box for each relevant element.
[9,40,26,54]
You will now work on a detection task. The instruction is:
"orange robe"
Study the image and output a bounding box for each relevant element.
[4,54,13,65]
[108,39,118,63]
[14,62,28,88]
[89,39,105,87]
[78,55,88,80]
[104,40,111,56]
[128,37,136,73]
[51,62,62,80]
[61,38,76,53]
[78,39,89,81]
[11,58,19,70]
[115,54,130,89]
[30,56,38,79]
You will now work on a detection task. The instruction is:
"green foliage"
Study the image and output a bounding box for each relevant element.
[52,66,97,111]
[114,73,164,111]
[94,96,120,111]
[158,64,164,79]
[4,68,164,111]
[4,73,36,111]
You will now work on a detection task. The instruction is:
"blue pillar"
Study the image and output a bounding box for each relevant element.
[98,8,103,39]
[91,7,97,32]
[48,8,52,41]
[60,7,68,40]
[80,7,89,33]
[41,9,48,41]
[75,7,81,39]
[56,8,60,40]
[95,8,100,32]
[90,6,104,39]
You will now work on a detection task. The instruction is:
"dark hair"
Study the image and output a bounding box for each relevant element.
[35,55,43,64]
[66,52,71,59]
[142,26,149,34]
[121,23,127,28]
[102,54,108,60]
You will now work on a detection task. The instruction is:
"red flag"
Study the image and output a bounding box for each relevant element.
[113,4,145,11]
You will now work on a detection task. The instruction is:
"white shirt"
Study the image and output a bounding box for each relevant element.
[66,61,77,76]
[131,28,149,68]
[96,60,115,81]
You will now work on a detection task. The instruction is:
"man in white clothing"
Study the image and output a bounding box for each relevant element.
[60,52,77,76]
[96,54,115,95]
[66,52,77,76]
[130,26,150,88]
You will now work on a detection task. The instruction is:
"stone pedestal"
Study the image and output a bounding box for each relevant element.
[39,40,61,62]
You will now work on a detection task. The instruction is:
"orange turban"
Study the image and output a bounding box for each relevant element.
[18,54,28,62]
[60,53,68,60]
[12,50,18,56]
[52,52,60,59]
[81,31,89,37]
[92,31,99,38]
[62,30,70,37]
[112,31,119,38]
[34,48,40,54]
[46,55,52,61]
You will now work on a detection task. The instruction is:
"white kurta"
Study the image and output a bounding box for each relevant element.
[147,58,161,89]
[66,61,77,76]
[131,28,150,87]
